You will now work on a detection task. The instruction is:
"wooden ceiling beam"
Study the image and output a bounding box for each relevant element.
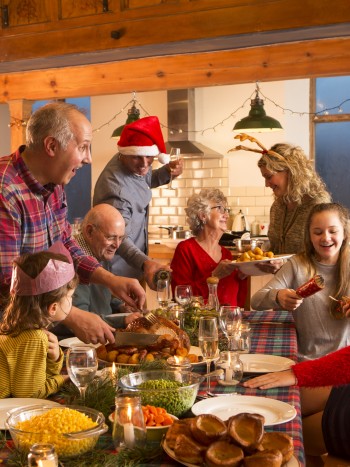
[1,36,350,103]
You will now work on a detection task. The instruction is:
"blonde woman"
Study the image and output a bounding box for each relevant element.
[232,134,331,255]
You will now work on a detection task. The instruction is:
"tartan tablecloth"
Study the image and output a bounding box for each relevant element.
[195,310,305,467]
[0,310,304,466]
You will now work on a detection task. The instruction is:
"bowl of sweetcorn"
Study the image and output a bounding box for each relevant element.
[5,405,108,458]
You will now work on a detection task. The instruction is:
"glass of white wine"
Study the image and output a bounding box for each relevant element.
[198,316,219,391]
[168,147,180,189]
[66,345,98,403]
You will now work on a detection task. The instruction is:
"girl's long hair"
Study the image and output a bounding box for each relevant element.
[298,203,350,316]
[0,252,78,336]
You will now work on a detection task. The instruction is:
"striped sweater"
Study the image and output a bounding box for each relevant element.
[0,329,65,399]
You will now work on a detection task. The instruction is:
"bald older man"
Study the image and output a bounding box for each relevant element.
[54,204,141,339]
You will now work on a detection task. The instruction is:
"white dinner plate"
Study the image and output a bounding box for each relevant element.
[0,398,61,430]
[232,254,293,276]
[58,337,99,348]
[240,354,295,373]
[162,439,300,466]
[191,395,297,426]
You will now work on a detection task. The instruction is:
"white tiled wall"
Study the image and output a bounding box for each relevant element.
[148,156,274,235]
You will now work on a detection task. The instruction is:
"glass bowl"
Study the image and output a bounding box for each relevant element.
[118,370,204,417]
[5,405,108,458]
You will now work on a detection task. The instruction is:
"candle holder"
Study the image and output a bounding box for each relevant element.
[167,355,192,371]
[112,396,146,450]
[215,351,243,386]
[28,443,58,466]
[101,362,118,385]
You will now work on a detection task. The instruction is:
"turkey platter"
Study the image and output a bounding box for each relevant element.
[97,315,191,365]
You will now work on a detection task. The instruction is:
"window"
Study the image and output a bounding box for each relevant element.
[314,77,350,210]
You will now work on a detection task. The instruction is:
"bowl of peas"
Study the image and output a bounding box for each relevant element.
[5,405,108,458]
[118,370,204,418]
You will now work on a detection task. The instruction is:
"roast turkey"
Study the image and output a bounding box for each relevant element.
[125,315,191,351]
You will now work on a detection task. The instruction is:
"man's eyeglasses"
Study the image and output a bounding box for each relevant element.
[92,224,125,243]
[210,205,231,215]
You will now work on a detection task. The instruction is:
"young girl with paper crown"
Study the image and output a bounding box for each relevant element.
[0,242,78,398]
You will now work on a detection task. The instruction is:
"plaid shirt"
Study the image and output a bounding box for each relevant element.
[0,147,99,300]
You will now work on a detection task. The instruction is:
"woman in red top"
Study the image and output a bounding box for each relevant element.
[170,188,247,307]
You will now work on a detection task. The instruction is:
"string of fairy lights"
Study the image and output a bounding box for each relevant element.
[8,89,350,133]
[92,89,350,136]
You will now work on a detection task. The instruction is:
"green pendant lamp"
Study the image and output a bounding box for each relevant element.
[111,101,140,138]
[233,85,282,133]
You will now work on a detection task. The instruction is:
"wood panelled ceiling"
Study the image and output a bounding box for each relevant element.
[0,1,350,103]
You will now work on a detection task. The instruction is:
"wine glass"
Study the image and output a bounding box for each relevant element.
[66,345,98,402]
[198,316,219,391]
[168,147,180,189]
[156,278,171,311]
[175,285,193,307]
[219,306,242,351]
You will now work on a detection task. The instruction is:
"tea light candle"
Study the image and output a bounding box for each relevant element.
[167,356,191,371]
[124,406,135,447]
[225,352,233,381]
[38,460,57,467]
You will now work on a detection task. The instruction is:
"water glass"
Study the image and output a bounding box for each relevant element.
[219,306,242,351]
[66,345,98,402]
[238,322,251,353]
[156,278,171,310]
[174,284,193,307]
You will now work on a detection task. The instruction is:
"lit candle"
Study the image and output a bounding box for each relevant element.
[225,352,233,381]
[37,460,57,467]
[123,406,135,447]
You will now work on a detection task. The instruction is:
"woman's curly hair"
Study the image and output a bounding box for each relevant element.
[185,188,228,236]
[258,143,331,205]
[0,252,78,336]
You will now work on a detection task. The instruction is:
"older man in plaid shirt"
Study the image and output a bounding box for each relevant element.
[0,102,145,345]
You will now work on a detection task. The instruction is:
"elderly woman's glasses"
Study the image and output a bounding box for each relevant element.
[211,206,231,215]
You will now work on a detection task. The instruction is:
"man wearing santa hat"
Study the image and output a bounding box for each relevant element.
[93,116,183,289]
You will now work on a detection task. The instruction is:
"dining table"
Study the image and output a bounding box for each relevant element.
[0,309,304,466]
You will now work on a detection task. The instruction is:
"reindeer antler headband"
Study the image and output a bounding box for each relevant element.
[228,133,285,161]
[10,241,75,296]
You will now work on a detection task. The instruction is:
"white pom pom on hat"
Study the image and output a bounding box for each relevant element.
[118,116,170,164]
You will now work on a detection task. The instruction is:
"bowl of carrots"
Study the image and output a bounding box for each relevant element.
[109,404,178,445]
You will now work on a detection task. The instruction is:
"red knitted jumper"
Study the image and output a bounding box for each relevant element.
[292,345,350,387]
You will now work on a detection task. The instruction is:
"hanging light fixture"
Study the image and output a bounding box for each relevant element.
[111,92,140,138]
[233,84,282,132]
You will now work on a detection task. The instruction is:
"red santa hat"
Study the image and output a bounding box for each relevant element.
[118,116,170,164]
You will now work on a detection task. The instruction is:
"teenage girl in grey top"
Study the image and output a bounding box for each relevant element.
[251,203,350,361]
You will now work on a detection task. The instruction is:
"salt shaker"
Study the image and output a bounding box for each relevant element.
[28,443,58,466]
